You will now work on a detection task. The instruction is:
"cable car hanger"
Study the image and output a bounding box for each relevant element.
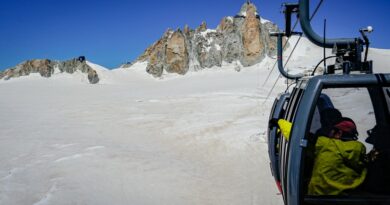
[271,0,374,80]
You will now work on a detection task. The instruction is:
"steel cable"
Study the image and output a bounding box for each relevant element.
[261,0,324,104]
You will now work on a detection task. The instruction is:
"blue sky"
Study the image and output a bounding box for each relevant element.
[0,0,389,70]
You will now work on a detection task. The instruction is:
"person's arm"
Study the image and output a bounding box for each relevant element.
[340,141,367,171]
[278,119,292,141]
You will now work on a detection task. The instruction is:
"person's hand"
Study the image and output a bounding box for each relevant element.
[365,148,380,163]
[269,118,279,129]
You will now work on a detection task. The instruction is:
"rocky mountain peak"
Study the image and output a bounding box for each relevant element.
[246,3,257,18]
[136,1,281,77]
[184,24,190,35]
[0,57,100,84]
[237,1,260,19]
[217,17,235,34]
[241,2,263,66]
[196,21,208,33]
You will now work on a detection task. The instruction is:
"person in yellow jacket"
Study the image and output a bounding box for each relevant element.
[274,117,367,195]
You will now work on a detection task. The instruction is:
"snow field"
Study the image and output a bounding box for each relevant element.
[1,37,389,204]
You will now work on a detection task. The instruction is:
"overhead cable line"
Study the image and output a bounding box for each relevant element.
[262,19,299,87]
[263,0,324,86]
[262,0,324,103]
[262,36,302,105]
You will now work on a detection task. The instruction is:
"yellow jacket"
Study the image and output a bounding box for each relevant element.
[277,119,292,141]
[277,119,367,195]
[308,136,367,195]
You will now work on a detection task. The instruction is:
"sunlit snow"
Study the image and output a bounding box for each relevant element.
[1,36,389,205]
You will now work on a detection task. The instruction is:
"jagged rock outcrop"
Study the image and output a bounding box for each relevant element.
[165,30,189,74]
[0,57,100,84]
[0,59,55,79]
[119,62,133,69]
[135,1,282,77]
[218,17,243,64]
[196,21,208,33]
[87,69,99,84]
[262,21,278,56]
[195,30,223,68]
[241,3,263,66]
[184,24,191,36]
[145,30,172,77]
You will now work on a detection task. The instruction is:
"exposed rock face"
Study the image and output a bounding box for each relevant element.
[0,57,100,84]
[241,3,263,66]
[135,2,282,77]
[237,1,260,18]
[0,59,55,80]
[87,69,99,84]
[195,30,223,68]
[218,17,243,64]
[145,30,171,77]
[119,62,133,69]
[262,21,278,56]
[183,24,191,36]
[196,21,208,33]
[165,30,189,74]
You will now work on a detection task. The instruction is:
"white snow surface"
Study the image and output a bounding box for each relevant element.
[0,61,285,205]
[0,37,389,205]
[226,16,233,22]
[260,17,271,24]
[200,29,217,38]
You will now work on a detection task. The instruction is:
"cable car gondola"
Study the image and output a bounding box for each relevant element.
[266,0,390,204]
[268,93,290,192]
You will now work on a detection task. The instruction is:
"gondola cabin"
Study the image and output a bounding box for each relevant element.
[268,74,390,205]
[266,0,390,204]
[268,93,290,192]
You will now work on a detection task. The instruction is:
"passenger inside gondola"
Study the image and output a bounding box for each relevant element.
[273,113,368,195]
[308,117,367,195]
[303,108,343,192]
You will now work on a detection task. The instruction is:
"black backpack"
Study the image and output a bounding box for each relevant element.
[364,125,390,194]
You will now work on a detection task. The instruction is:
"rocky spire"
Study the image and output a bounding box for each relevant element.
[184,24,190,35]
[196,21,207,32]
[237,1,259,18]
[165,30,189,74]
[241,1,264,66]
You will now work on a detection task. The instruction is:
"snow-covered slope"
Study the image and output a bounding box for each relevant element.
[0,57,286,205]
[368,48,390,73]
[0,36,389,205]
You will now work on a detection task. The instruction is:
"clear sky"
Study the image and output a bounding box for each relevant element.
[0,0,389,70]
